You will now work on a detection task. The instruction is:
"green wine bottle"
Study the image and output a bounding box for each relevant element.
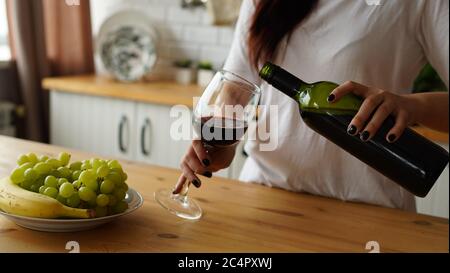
[259,62,449,198]
[259,63,362,115]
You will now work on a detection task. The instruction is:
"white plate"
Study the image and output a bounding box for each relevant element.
[96,10,158,82]
[0,188,144,232]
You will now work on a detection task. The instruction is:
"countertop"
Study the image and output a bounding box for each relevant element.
[0,136,448,252]
[42,75,448,143]
[42,75,203,108]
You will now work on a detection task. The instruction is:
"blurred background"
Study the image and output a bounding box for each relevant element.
[0,0,447,141]
[0,0,448,218]
[0,0,243,141]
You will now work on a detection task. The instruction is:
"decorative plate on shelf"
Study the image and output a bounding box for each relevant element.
[0,188,144,232]
[97,11,158,82]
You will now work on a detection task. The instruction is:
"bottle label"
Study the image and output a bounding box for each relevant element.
[297,81,362,115]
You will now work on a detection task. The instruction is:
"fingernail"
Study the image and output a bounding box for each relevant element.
[388,134,396,142]
[327,94,335,102]
[347,125,357,135]
[360,131,370,141]
[203,171,212,178]
[202,159,210,167]
[192,179,201,188]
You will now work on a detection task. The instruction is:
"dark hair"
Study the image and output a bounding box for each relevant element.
[248,0,319,70]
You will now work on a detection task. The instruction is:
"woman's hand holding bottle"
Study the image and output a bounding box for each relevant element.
[328,81,449,142]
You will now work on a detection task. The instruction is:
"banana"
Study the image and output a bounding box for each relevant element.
[0,177,95,219]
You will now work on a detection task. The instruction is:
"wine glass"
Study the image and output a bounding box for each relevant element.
[154,70,261,220]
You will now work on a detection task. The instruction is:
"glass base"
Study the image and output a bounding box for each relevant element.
[154,188,202,220]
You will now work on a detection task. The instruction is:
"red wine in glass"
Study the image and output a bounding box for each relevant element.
[194,116,248,147]
[155,69,260,220]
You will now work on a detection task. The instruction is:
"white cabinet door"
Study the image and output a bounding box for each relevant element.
[50,91,72,148]
[50,91,108,153]
[108,98,136,161]
[135,103,191,169]
[167,105,192,168]
[50,91,136,160]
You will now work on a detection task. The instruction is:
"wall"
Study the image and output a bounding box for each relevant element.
[90,0,236,80]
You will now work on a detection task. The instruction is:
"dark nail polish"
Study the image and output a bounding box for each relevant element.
[347,125,357,135]
[327,94,335,102]
[388,134,396,142]
[203,171,212,178]
[361,131,370,141]
[192,179,201,188]
[202,159,210,167]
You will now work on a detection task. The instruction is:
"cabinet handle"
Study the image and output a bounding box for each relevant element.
[118,116,128,153]
[141,118,151,156]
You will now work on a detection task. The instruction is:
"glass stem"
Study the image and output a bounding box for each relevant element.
[177,181,191,204]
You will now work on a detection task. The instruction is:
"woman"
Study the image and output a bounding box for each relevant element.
[175,0,449,211]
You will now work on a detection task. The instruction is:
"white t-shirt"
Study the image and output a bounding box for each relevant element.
[223,0,449,211]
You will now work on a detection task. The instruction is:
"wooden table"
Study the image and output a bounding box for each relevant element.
[0,136,448,252]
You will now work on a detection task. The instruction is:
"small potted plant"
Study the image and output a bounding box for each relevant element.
[197,61,215,87]
[174,59,194,85]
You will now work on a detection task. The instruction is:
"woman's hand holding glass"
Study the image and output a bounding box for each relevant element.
[154,70,260,220]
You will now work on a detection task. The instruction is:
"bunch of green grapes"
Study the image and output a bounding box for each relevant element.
[10,152,129,217]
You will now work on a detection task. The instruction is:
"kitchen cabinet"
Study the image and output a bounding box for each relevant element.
[49,90,245,179]
[135,102,183,167]
[50,91,136,161]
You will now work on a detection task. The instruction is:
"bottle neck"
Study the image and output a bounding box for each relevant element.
[259,62,362,115]
[259,62,309,99]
